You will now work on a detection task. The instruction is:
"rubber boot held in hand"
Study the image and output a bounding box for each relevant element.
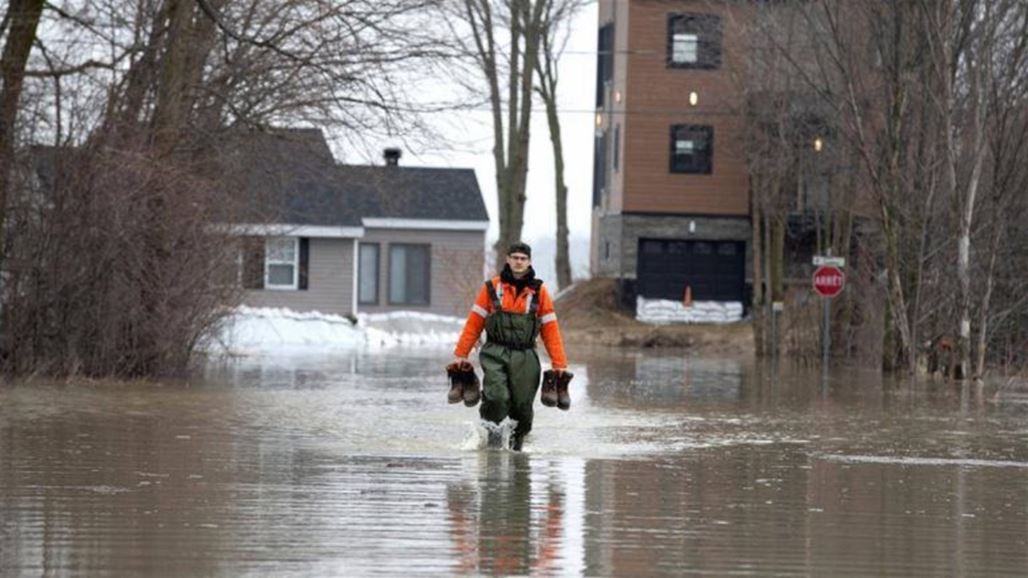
[462,370,481,407]
[556,371,574,411]
[540,370,559,407]
[446,361,480,407]
[446,364,463,404]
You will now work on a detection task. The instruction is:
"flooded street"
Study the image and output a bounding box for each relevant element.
[2,347,1027,576]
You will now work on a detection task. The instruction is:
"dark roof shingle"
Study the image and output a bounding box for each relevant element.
[221,128,488,227]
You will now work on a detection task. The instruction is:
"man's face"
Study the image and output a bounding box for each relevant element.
[506,252,531,274]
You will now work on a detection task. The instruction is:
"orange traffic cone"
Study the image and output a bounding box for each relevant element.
[683,285,693,308]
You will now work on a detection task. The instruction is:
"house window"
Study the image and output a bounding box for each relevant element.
[358,243,380,304]
[670,125,713,174]
[265,237,298,290]
[667,13,722,69]
[389,244,430,305]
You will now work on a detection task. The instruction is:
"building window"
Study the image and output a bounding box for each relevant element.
[389,244,430,305]
[613,123,621,172]
[667,13,721,70]
[596,22,615,107]
[265,237,298,290]
[358,243,379,304]
[672,33,699,64]
[593,129,608,208]
[670,125,713,174]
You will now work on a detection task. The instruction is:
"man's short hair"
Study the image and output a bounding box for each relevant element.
[507,242,532,258]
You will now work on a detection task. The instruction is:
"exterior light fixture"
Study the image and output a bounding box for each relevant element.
[814,136,824,152]
[688,91,699,106]
[614,90,622,103]
[595,113,603,128]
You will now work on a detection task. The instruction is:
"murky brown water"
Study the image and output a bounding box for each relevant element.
[2,348,1027,576]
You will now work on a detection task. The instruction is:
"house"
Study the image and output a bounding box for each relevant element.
[592,1,751,320]
[223,128,488,318]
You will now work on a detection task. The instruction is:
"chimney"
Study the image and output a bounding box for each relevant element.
[383,148,402,166]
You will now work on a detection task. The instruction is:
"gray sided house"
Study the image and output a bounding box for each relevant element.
[227,129,488,318]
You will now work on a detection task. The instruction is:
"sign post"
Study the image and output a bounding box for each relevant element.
[812,257,846,369]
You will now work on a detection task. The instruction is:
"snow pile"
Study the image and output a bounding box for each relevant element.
[215,306,364,354]
[636,297,743,324]
[359,311,463,347]
[213,306,463,354]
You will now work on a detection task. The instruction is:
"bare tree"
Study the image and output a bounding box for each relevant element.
[736,0,1028,377]
[534,0,583,290]
[0,0,45,268]
[448,0,549,265]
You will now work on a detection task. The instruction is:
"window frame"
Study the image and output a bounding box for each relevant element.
[387,243,431,306]
[265,236,299,290]
[670,124,714,174]
[358,242,380,305]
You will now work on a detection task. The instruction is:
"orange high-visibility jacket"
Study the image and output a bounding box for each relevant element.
[454,275,567,369]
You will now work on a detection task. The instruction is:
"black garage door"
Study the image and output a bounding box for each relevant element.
[637,238,745,302]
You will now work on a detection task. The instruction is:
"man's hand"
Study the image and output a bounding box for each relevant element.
[449,356,472,372]
[551,367,566,374]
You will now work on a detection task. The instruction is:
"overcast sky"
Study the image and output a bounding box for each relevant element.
[337,3,599,247]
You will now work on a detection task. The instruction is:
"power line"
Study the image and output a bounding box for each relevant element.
[420,106,743,116]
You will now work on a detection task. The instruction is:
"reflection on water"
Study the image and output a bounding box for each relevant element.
[446,453,586,576]
[2,347,1027,576]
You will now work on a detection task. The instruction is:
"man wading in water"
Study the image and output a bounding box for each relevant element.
[452,242,569,451]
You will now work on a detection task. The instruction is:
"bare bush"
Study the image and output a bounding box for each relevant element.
[1,142,241,376]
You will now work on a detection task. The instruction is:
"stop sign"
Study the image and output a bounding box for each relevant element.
[813,265,845,297]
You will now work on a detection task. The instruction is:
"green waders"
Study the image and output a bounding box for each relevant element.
[478,280,542,448]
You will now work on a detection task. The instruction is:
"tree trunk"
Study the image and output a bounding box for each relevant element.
[543,94,571,289]
[880,200,914,371]
[0,0,45,268]
[770,215,785,302]
[974,217,1003,379]
[832,191,855,356]
[762,208,773,355]
[751,191,766,357]
[105,0,169,138]
[955,87,987,382]
[536,23,571,289]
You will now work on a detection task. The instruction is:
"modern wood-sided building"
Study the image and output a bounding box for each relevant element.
[224,128,488,318]
[592,0,752,315]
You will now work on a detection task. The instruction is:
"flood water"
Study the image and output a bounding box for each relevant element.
[2,347,1027,576]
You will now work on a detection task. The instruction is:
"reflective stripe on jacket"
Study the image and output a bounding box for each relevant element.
[454,275,567,368]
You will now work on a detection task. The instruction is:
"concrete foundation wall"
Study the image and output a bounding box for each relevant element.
[595,213,751,280]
